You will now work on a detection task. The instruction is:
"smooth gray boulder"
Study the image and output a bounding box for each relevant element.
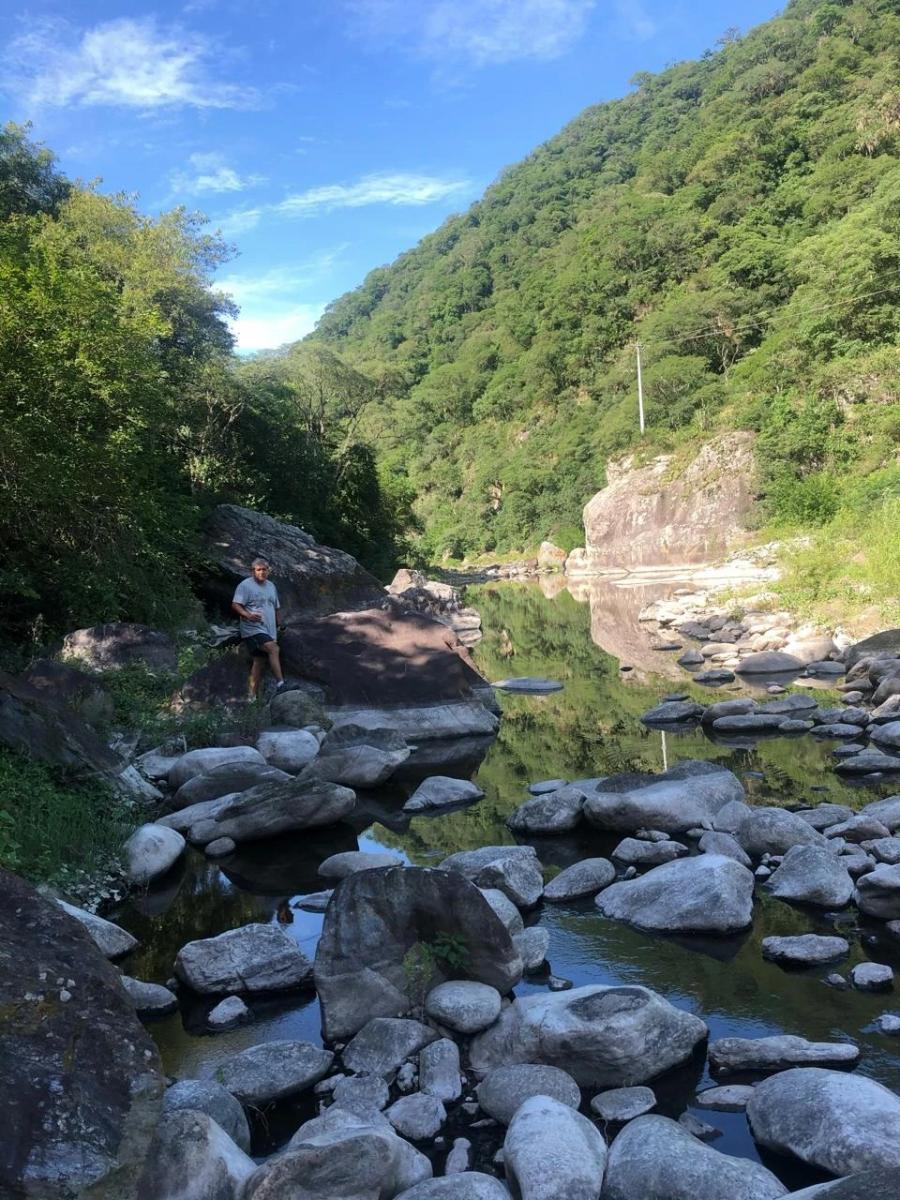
[507,785,586,834]
[479,887,524,935]
[850,963,894,992]
[641,700,704,724]
[405,776,485,813]
[186,773,356,845]
[386,1093,446,1140]
[585,761,745,835]
[469,984,708,1087]
[138,1109,255,1200]
[788,1170,900,1199]
[737,807,828,858]
[476,1064,581,1124]
[712,800,752,835]
[601,1114,788,1200]
[342,1017,438,1079]
[56,899,137,958]
[762,935,850,967]
[395,1175,511,1199]
[871,721,900,750]
[826,814,892,843]
[214,1039,333,1105]
[439,846,544,908]
[698,831,751,867]
[746,1068,900,1175]
[331,1073,390,1115]
[697,1085,756,1111]
[701,699,758,724]
[597,854,754,933]
[208,996,251,1030]
[514,926,550,971]
[504,1095,607,1200]
[314,866,523,1041]
[712,714,785,733]
[168,746,266,790]
[590,1086,655,1122]
[859,795,900,832]
[426,981,502,1034]
[863,837,900,865]
[544,858,616,901]
[612,837,688,866]
[764,845,854,908]
[857,864,900,919]
[709,1036,860,1075]
[256,729,320,773]
[419,1039,462,1103]
[315,723,411,787]
[318,850,404,878]
[172,762,290,810]
[795,804,854,831]
[735,652,803,674]
[123,823,185,886]
[836,749,900,775]
[163,1079,251,1153]
[175,923,312,994]
[121,975,178,1017]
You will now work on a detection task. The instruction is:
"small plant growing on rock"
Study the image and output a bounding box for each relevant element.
[401,933,470,1016]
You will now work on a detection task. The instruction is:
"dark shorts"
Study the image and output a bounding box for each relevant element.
[243,633,276,657]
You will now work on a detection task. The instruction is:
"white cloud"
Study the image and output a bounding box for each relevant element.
[344,0,596,67]
[614,0,657,40]
[214,207,265,236]
[171,152,267,195]
[229,303,326,353]
[219,255,347,353]
[5,17,258,110]
[278,171,471,217]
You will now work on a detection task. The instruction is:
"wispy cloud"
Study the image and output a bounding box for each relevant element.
[277,172,471,217]
[171,152,267,195]
[4,16,258,110]
[218,257,345,353]
[229,303,326,353]
[344,0,596,67]
[614,0,657,40]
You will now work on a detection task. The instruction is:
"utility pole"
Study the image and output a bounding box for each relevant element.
[635,341,645,436]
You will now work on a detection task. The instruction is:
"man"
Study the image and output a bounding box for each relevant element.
[232,557,287,698]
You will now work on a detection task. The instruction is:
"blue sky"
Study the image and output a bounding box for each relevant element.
[1,0,785,353]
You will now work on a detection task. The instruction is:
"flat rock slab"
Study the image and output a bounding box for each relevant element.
[215,1040,333,1105]
[404,776,485,813]
[590,1086,656,1122]
[709,1035,860,1075]
[762,935,850,967]
[493,678,563,692]
[640,701,704,724]
[175,923,313,994]
[544,858,616,901]
[343,1018,438,1079]
[529,779,567,794]
[476,1064,581,1125]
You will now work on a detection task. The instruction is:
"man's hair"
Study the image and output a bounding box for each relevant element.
[251,557,270,568]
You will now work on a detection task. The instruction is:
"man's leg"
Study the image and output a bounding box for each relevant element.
[249,654,265,698]
[263,640,284,684]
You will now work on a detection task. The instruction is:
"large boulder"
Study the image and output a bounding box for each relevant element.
[315,723,411,788]
[425,981,501,1034]
[325,702,499,741]
[438,846,544,908]
[62,622,177,672]
[314,866,524,1041]
[764,845,854,908]
[709,1036,860,1075]
[736,807,828,858]
[175,923,313,994]
[342,1017,437,1079]
[214,1040,333,1106]
[162,1080,251,1154]
[123,823,185,886]
[404,776,485,813]
[172,761,290,810]
[735,652,804,675]
[468,984,708,1087]
[846,630,900,670]
[255,729,320,773]
[544,858,616,901]
[746,1068,900,1175]
[168,746,267,791]
[136,1109,255,1200]
[183,773,356,845]
[395,1177,511,1200]
[601,1114,787,1200]
[21,659,114,726]
[596,854,755,933]
[0,868,164,1198]
[507,785,587,834]
[584,761,745,835]
[857,864,900,919]
[504,1095,607,1200]
[57,899,138,958]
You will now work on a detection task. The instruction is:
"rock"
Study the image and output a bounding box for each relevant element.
[787,1170,900,1199]
[795,803,854,831]
[712,714,785,732]
[507,785,586,834]
[326,700,499,741]
[121,975,178,1017]
[870,721,900,750]
[405,776,485,813]
[779,718,815,732]
[480,888,524,935]
[268,683,329,728]
[206,837,236,858]
[857,864,900,919]
[419,1039,462,1103]
[597,854,754,933]
[696,1085,756,1111]
[56,898,138,958]
[318,850,405,878]
[168,745,267,790]
[331,1072,390,1115]
[585,761,745,835]
[735,652,804,674]
[255,729,320,773]
[1,868,163,1198]
[712,799,753,835]
[21,658,115,726]
[859,795,900,832]
[503,1094,607,1200]
[469,984,707,1087]
[314,866,523,1041]
[737,807,828,858]
[440,845,544,908]
[163,1079,251,1153]
[63,622,177,672]
[315,724,411,787]
[846,630,900,670]
[590,1086,655,1122]
[529,778,568,794]
[876,1015,900,1035]
[827,814,892,843]
[764,845,854,908]
[214,1039,333,1105]
[426,981,502,1034]
[678,649,707,666]
[701,699,758,724]
[386,1093,446,1140]
[746,1067,900,1175]
[493,677,563,692]
[514,927,550,971]
[850,963,894,992]
[544,858,616,901]
[343,1018,438,1079]
[138,1109,255,1200]
[612,836,688,866]
[476,1063,581,1125]
[709,1036,860,1075]
[208,995,251,1030]
[863,837,900,865]
[123,823,185,886]
[601,1114,787,1200]
[762,935,850,967]
[444,1138,471,1175]
[695,669,736,684]
[172,762,289,810]
[395,1174,510,1199]
[175,923,313,994]
[836,749,900,775]
[186,774,356,845]
[678,1113,722,1140]
[698,831,751,867]
[784,635,838,665]
[813,723,868,739]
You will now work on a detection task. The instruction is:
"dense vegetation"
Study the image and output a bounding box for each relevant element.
[0,124,410,648]
[310,0,899,568]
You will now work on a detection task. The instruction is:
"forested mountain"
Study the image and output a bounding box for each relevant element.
[311,0,900,560]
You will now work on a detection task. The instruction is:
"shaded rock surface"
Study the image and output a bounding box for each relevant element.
[342,1018,438,1079]
[709,1036,860,1075]
[175,923,313,994]
[63,622,177,672]
[163,1080,251,1153]
[764,845,854,908]
[544,858,616,901]
[136,1109,254,1200]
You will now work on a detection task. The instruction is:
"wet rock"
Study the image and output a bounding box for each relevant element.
[175,923,313,994]
[425,982,502,1035]
[507,785,587,834]
[387,1093,446,1140]
[123,823,185,886]
[698,831,751,867]
[469,984,707,1087]
[163,1079,251,1153]
[641,700,704,724]
[504,1095,606,1200]
[121,975,178,1017]
[419,1039,462,1103]
[395,1175,510,1199]
[746,1067,900,1175]
[440,845,544,908]
[850,963,894,992]
[318,850,404,878]
[138,1109,255,1200]
[709,1035,860,1075]
[597,854,754,933]
[215,1039,332,1105]
[185,774,356,845]
[612,837,688,866]
[343,1017,438,1079]
[208,995,251,1030]
[764,845,854,908]
[476,1064,581,1125]
[544,858,616,901]
[57,898,137,958]
[590,1086,655,1122]
[696,1085,756,1111]
[737,807,828,858]
[585,760,745,835]
[762,935,850,967]
[857,864,900,919]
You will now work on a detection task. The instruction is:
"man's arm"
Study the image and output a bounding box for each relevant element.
[232,601,262,622]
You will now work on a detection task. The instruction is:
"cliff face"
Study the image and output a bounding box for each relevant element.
[568,432,756,572]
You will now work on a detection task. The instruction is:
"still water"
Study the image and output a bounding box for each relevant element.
[116,579,900,1184]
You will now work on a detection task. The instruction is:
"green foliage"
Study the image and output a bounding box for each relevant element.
[401,932,470,1014]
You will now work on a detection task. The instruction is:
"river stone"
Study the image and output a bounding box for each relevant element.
[712,799,753,835]
[318,849,405,878]
[585,760,745,836]
[529,778,568,794]
[215,1039,333,1105]
[172,761,290,810]
[426,981,502,1034]
[612,837,688,865]
[779,718,815,733]
[746,1067,900,1175]
[255,729,320,773]
[476,1064,581,1124]
[208,995,251,1030]
[331,1072,390,1115]
[121,975,178,1017]
[163,1079,251,1153]
[590,1086,655,1122]
[544,858,616,900]
[403,776,486,813]
[57,898,138,958]
[701,699,758,724]
[863,837,900,865]
[507,785,587,834]
[640,700,704,724]
[795,803,854,830]
[850,963,894,992]
[123,822,186,886]
[737,807,828,858]
[836,749,900,775]
[789,1170,900,1199]
[696,1085,756,1111]
[514,927,550,971]
[440,845,544,908]
[137,1108,255,1200]
[186,773,356,845]
[244,1105,432,1200]
[315,722,410,786]
[678,1112,722,1140]
[859,795,900,832]
[597,854,754,933]
[396,1174,511,1199]
[469,984,708,1087]
[314,866,523,1040]
[712,714,785,733]
[419,1039,462,1102]
[269,684,328,727]
[175,923,313,994]
[698,831,751,867]
[493,677,563,692]
[678,649,706,666]
[857,864,900,919]
[827,814,893,843]
[504,1095,606,1200]
[709,1036,860,1075]
[168,745,267,790]
[694,669,736,684]
[479,887,524,935]
[386,1093,446,1140]
[343,1017,438,1079]
[735,652,804,674]
[764,845,854,908]
[762,935,850,967]
[602,1113,787,1200]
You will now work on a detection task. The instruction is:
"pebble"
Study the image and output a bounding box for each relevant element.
[548,975,572,991]
[207,995,251,1030]
[825,972,849,990]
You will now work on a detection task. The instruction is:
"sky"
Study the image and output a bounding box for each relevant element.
[0,0,786,353]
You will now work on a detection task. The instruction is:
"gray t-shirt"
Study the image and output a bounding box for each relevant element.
[233,577,280,640]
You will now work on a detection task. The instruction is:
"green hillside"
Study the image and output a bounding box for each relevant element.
[310,0,899,563]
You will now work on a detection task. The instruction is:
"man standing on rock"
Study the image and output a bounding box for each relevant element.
[232,557,287,698]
